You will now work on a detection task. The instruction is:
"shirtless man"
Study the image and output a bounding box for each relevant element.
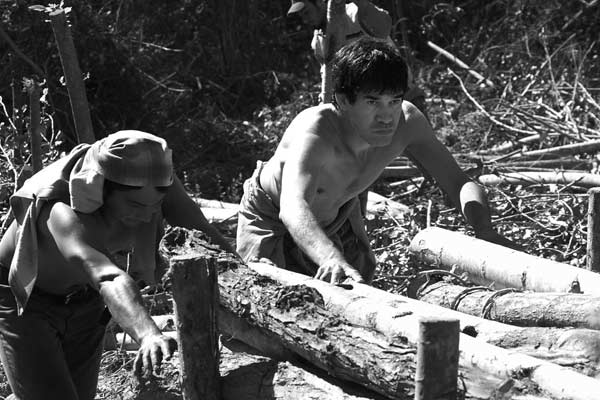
[0,131,233,400]
[236,38,514,284]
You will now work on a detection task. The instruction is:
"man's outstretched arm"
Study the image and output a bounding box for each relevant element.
[403,106,520,249]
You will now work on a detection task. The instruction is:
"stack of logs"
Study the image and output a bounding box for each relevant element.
[108,226,600,400]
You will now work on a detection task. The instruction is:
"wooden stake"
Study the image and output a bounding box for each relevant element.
[320,0,346,103]
[415,317,459,400]
[48,8,95,144]
[170,251,220,400]
[26,78,43,173]
[587,187,600,272]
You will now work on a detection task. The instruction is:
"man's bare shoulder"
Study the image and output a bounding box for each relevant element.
[40,201,105,248]
[285,104,340,138]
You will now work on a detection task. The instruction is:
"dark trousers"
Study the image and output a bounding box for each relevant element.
[0,268,108,400]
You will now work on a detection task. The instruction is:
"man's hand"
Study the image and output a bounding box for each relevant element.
[314,260,364,284]
[475,228,523,252]
[134,334,178,379]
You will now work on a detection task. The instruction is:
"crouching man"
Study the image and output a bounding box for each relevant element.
[0,130,233,399]
[236,38,515,285]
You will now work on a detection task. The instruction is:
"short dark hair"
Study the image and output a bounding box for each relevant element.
[332,37,408,104]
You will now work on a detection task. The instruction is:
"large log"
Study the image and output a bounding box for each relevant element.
[161,228,417,400]
[246,261,600,400]
[408,227,600,295]
[418,281,600,330]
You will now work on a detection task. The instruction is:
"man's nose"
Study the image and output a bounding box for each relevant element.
[376,108,394,124]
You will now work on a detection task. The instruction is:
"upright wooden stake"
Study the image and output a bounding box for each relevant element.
[26,78,43,173]
[170,252,220,400]
[48,8,95,144]
[415,317,459,400]
[320,0,346,103]
[587,187,600,272]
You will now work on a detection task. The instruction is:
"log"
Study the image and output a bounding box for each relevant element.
[246,261,600,400]
[192,193,408,224]
[418,281,600,330]
[168,234,220,400]
[414,318,459,400]
[587,187,600,272]
[408,227,600,295]
[161,228,417,400]
[478,171,600,188]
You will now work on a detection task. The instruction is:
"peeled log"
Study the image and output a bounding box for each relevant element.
[408,227,600,295]
[161,228,416,400]
[247,262,600,400]
[418,281,600,330]
[478,171,600,188]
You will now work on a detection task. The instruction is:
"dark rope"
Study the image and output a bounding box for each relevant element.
[449,286,493,310]
[480,288,521,319]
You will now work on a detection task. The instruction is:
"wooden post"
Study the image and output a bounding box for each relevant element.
[170,252,220,400]
[25,78,43,173]
[587,187,600,272]
[48,8,95,144]
[415,317,459,400]
[320,0,346,103]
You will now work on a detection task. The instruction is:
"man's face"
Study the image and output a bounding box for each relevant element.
[338,91,404,147]
[297,1,324,28]
[102,185,166,227]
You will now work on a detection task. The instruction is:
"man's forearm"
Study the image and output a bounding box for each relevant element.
[99,273,161,343]
[281,206,346,267]
[459,181,494,233]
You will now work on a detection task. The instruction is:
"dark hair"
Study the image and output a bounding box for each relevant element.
[103,179,170,195]
[332,37,408,104]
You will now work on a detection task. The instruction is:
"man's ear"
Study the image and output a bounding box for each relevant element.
[335,92,351,109]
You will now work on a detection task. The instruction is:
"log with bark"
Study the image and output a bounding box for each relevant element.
[246,261,600,400]
[408,227,600,295]
[160,228,417,400]
[417,281,600,330]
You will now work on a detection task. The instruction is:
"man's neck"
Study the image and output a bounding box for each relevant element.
[336,108,372,157]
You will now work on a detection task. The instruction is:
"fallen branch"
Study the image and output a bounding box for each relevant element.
[427,41,494,87]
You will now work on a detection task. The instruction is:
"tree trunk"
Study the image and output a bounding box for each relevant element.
[409,227,600,295]
[246,261,600,400]
[418,281,600,331]
[49,9,95,144]
[320,0,346,103]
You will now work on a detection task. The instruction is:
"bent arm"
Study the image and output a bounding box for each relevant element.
[279,137,362,282]
[404,111,494,235]
[162,176,236,254]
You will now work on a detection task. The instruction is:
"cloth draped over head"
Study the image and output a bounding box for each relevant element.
[8,130,173,315]
[69,130,173,213]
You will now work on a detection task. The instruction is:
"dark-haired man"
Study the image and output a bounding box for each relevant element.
[0,131,233,400]
[237,38,514,285]
[287,0,427,112]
